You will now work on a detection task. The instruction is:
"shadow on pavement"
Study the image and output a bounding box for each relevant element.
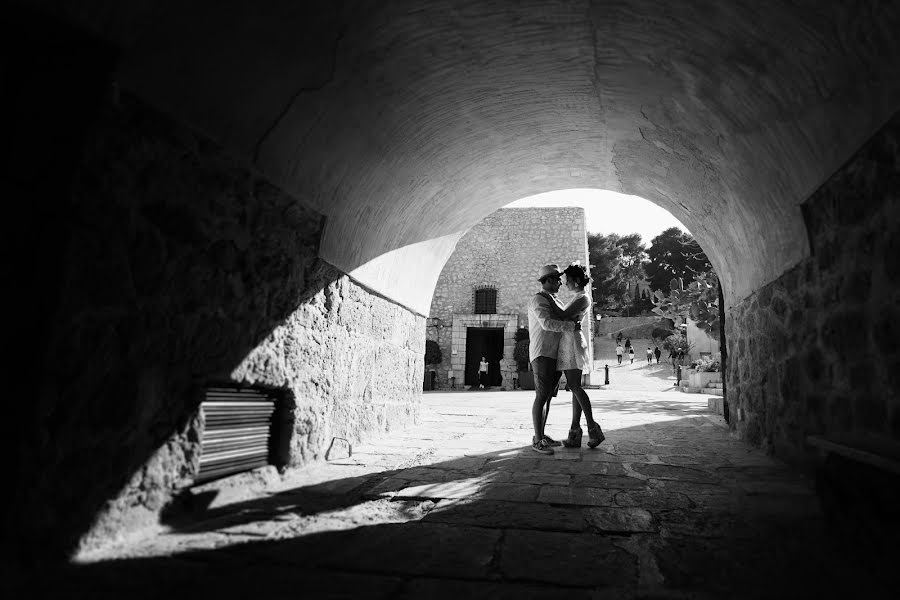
[17,416,895,599]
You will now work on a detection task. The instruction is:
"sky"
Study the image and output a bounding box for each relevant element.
[505,188,689,246]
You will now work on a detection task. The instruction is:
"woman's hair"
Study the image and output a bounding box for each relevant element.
[563,262,591,288]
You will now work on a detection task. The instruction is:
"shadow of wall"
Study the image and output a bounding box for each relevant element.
[726,112,900,464]
[21,415,891,598]
[4,10,423,566]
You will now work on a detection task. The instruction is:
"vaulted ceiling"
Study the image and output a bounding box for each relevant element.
[41,0,900,313]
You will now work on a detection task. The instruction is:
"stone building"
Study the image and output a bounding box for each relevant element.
[427,208,592,390]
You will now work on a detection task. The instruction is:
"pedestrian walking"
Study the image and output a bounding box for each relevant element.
[654,345,662,364]
[646,346,653,364]
[628,347,635,364]
[615,343,624,365]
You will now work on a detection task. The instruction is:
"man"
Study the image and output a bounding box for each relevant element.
[615,343,624,365]
[654,345,662,364]
[528,264,579,455]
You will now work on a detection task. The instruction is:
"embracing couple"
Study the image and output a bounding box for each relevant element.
[528,262,605,455]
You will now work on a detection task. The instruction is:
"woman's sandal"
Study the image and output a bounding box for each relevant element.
[563,427,583,448]
[587,423,605,448]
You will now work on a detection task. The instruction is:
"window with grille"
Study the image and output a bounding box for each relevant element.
[474,288,497,314]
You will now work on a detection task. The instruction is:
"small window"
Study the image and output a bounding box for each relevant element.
[474,288,497,314]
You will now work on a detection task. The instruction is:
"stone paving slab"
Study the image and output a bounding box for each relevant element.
[585,507,658,534]
[499,529,638,587]
[398,577,599,600]
[422,498,589,532]
[537,485,615,506]
[61,369,892,598]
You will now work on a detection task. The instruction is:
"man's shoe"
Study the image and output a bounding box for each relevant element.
[542,435,562,447]
[531,437,554,455]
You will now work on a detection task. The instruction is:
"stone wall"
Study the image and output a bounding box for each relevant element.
[594,316,668,337]
[428,208,591,388]
[231,264,424,466]
[10,88,422,563]
[726,113,899,465]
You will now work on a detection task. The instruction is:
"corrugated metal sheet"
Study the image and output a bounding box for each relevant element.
[196,387,276,483]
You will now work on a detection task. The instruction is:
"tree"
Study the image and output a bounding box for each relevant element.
[588,232,648,312]
[645,227,712,294]
[650,272,720,338]
[629,286,655,315]
[662,331,689,353]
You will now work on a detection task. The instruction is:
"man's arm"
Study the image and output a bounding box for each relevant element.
[558,295,589,320]
[532,296,577,332]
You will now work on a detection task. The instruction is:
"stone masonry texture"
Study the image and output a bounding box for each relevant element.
[428,208,591,389]
[16,92,422,562]
[726,113,900,464]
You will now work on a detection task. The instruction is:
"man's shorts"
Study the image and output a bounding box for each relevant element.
[531,356,562,400]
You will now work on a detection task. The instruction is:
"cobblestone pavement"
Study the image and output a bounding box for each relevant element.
[35,364,888,598]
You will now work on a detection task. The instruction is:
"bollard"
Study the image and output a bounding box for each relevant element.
[676,365,682,386]
[604,364,610,385]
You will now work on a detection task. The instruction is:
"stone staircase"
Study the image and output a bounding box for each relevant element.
[679,379,720,394]
[700,380,723,395]
[677,371,726,416]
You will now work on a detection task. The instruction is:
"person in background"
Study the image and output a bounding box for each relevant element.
[654,345,662,364]
[478,356,489,389]
[646,346,653,364]
[615,343,624,365]
[628,346,635,364]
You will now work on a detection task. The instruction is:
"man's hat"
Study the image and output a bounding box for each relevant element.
[537,264,562,281]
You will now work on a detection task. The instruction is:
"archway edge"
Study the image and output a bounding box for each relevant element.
[44,0,900,312]
[329,185,728,316]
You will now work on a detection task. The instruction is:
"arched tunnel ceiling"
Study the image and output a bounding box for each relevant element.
[43,0,900,314]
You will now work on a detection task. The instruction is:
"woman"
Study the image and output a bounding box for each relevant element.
[556,262,605,448]
[478,356,489,389]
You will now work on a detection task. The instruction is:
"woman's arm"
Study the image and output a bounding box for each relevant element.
[559,295,590,320]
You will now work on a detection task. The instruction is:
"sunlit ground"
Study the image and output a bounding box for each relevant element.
[61,363,883,600]
[77,362,723,561]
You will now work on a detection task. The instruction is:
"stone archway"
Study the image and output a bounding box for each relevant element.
[7,1,900,563]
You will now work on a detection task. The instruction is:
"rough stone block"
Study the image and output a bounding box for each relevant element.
[584,507,658,533]
[537,486,613,506]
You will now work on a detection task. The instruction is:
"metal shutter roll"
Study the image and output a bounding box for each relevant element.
[196,387,276,483]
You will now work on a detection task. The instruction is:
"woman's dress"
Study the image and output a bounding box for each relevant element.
[556,291,591,371]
